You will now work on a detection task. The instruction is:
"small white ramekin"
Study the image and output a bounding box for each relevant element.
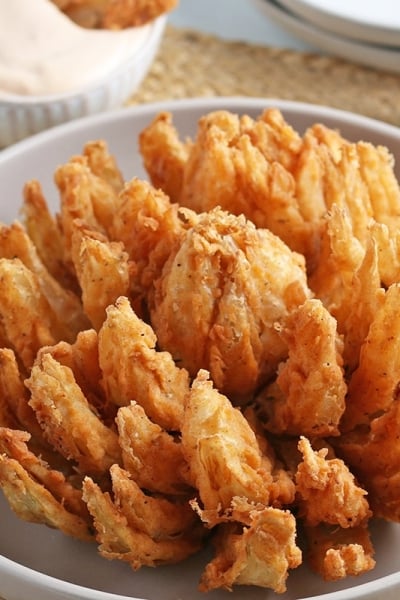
[0,15,166,148]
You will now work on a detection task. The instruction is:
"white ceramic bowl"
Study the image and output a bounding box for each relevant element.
[1,98,400,600]
[251,0,400,74]
[0,15,166,149]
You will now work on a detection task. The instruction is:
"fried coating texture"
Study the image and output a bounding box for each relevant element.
[243,407,296,507]
[3,105,400,594]
[256,298,346,437]
[54,157,119,268]
[0,258,60,369]
[151,207,310,401]
[140,109,313,258]
[140,109,400,277]
[0,348,48,443]
[71,222,131,330]
[307,205,366,315]
[110,177,191,297]
[26,352,121,475]
[82,140,124,193]
[139,111,191,201]
[336,398,400,522]
[36,329,116,426]
[199,507,301,593]
[108,463,198,539]
[295,437,371,529]
[0,427,88,520]
[0,454,92,541]
[307,207,388,368]
[0,220,89,337]
[22,179,76,291]
[98,296,188,430]
[181,371,272,521]
[53,0,177,29]
[305,524,375,581]
[341,283,400,432]
[82,473,202,569]
[108,175,311,412]
[116,402,191,495]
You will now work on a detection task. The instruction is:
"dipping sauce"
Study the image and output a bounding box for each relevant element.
[0,0,152,96]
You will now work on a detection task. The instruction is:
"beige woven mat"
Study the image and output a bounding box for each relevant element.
[130,24,400,127]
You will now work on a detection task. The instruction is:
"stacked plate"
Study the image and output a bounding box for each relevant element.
[252,0,400,73]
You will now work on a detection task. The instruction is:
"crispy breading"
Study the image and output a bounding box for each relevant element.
[141,109,313,258]
[305,523,375,581]
[0,427,89,520]
[295,128,400,247]
[82,474,202,569]
[36,329,117,426]
[71,222,131,330]
[336,398,400,522]
[110,177,191,296]
[243,407,296,507]
[0,258,61,368]
[199,506,301,593]
[304,122,347,161]
[308,205,365,310]
[181,371,272,522]
[0,348,78,468]
[307,206,388,376]
[0,454,92,541]
[257,298,346,437]
[138,111,191,202]
[140,108,400,276]
[336,237,385,374]
[109,463,202,543]
[295,437,371,528]
[3,105,400,592]
[101,0,177,28]
[82,140,124,193]
[151,207,310,401]
[305,137,400,296]
[356,142,400,232]
[370,221,400,287]
[0,221,89,339]
[295,129,373,243]
[54,0,177,29]
[26,352,121,474]
[116,402,192,495]
[242,107,303,169]
[21,179,77,292]
[98,296,188,430]
[54,157,119,267]
[0,348,43,438]
[341,283,400,432]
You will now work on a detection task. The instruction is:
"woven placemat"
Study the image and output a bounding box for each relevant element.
[130,24,400,127]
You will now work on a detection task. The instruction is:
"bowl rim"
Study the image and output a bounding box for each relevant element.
[2,549,399,600]
[0,15,166,106]
[1,95,400,157]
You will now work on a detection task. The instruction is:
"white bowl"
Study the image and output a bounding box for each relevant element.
[1,97,400,600]
[251,0,400,74]
[0,15,166,149]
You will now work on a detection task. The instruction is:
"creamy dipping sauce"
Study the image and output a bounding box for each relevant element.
[0,0,151,96]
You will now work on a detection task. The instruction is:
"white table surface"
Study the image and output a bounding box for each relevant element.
[168,0,314,49]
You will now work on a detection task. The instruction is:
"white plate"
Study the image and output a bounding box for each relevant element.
[278,0,400,47]
[1,97,400,600]
[251,0,400,73]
